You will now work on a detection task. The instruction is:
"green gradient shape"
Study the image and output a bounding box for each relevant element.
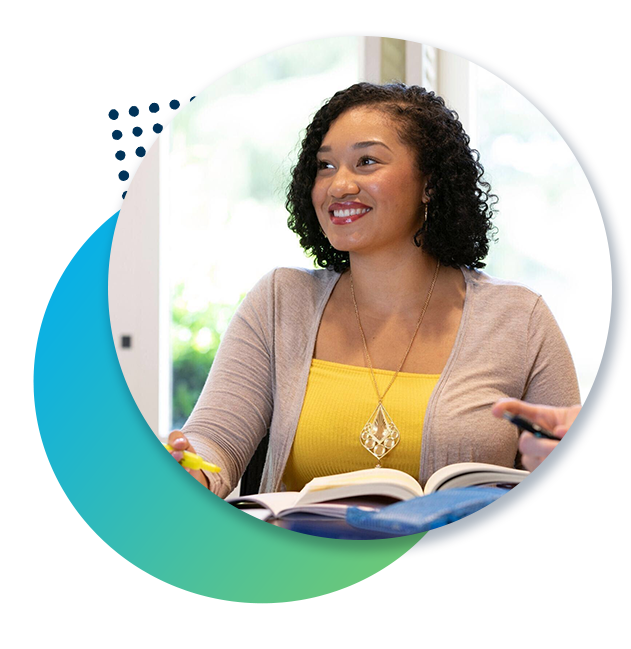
[34,214,422,602]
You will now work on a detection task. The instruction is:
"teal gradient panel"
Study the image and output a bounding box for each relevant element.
[34,214,422,602]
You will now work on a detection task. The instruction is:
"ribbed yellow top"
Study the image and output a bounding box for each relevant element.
[282,358,440,491]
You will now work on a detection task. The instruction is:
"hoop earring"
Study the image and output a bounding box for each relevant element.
[414,203,428,248]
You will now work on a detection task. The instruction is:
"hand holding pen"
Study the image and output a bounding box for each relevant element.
[166,431,219,488]
[492,399,581,471]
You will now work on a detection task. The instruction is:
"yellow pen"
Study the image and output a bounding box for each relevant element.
[164,444,221,473]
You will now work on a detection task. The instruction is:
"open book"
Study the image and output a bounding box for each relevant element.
[228,463,529,521]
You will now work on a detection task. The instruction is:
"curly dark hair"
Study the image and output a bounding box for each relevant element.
[286,82,498,271]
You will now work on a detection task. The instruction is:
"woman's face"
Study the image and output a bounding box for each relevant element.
[311,107,427,256]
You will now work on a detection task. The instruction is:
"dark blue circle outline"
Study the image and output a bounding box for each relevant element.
[112,32,611,540]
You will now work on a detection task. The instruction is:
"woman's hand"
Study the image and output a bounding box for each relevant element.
[167,430,210,488]
[491,399,581,471]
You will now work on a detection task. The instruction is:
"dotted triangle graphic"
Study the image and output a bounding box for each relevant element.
[92,532,135,568]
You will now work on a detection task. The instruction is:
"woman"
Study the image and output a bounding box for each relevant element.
[168,82,580,497]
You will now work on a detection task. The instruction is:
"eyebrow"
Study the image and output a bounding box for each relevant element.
[318,140,392,153]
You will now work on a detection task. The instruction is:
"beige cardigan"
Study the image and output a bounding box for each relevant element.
[183,267,580,497]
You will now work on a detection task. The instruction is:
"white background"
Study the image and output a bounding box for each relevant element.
[0,0,630,649]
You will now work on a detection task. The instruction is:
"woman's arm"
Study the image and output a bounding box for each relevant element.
[178,271,276,498]
[522,296,580,407]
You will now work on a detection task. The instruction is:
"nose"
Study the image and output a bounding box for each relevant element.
[328,166,360,199]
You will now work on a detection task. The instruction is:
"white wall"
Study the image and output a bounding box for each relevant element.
[108,139,167,436]
[436,49,477,142]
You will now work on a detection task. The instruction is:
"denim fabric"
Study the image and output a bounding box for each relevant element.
[346,487,509,535]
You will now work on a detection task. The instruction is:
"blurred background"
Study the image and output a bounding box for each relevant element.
[109,36,611,437]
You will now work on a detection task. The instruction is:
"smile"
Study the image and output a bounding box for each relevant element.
[328,206,372,224]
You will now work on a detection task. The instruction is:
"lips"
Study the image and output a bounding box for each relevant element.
[328,202,372,225]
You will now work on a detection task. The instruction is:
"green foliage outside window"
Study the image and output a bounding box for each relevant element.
[171,283,243,429]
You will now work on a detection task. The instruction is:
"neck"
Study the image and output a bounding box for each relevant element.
[347,247,440,318]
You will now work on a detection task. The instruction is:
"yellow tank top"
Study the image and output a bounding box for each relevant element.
[282,358,440,491]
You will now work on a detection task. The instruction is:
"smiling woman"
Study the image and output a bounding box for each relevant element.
[289,83,496,273]
[312,108,427,255]
[169,82,580,505]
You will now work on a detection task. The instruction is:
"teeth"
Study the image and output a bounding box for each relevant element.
[332,207,370,217]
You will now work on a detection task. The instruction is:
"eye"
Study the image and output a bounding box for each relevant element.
[316,159,334,170]
[358,156,378,167]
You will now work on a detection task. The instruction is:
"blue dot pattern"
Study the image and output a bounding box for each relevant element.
[113,99,180,182]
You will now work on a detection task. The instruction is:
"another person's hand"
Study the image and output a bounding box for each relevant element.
[491,399,581,471]
[167,430,210,488]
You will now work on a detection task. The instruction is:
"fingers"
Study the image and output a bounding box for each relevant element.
[519,431,558,457]
[493,399,580,471]
[165,432,209,488]
[168,430,190,448]
[519,432,597,471]
[492,398,559,431]
[167,430,196,463]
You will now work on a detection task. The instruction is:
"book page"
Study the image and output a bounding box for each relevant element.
[304,468,423,495]
[283,497,391,519]
[228,492,301,518]
[424,463,530,494]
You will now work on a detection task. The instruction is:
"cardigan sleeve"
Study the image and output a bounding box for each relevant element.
[522,296,581,407]
[181,270,276,498]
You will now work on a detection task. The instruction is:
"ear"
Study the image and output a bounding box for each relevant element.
[421,176,434,205]
[420,176,432,203]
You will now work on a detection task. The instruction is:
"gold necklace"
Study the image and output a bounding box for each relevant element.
[350,260,440,467]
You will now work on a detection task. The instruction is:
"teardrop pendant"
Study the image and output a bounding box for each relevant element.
[359,402,400,467]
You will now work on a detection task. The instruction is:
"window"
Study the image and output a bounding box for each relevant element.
[475,64,609,400]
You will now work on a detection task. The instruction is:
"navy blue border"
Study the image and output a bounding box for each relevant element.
[94,30,629,566]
